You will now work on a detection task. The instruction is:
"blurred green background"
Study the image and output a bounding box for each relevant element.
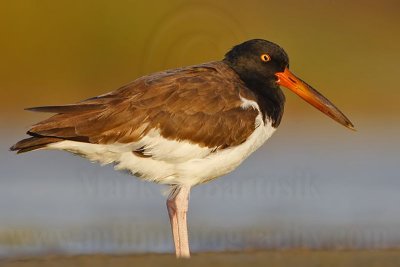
[1,0,399,117]
[0,0,400,259]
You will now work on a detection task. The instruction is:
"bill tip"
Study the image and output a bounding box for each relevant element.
[346,122,356,131]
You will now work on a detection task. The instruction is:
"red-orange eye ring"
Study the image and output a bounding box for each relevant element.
[260,53,271,62]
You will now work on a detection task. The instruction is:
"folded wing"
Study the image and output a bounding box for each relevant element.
[11,62,259,153]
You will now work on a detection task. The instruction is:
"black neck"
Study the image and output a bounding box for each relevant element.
[224,61,285,127]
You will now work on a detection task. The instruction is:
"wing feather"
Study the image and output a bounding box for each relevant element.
[13,62,260,152]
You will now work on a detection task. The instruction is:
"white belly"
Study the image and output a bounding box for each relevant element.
[47,114,276,187]
[47,95,277,187]
[172,115,275,185]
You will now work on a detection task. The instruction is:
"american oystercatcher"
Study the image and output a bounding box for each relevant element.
[11,39,354,258]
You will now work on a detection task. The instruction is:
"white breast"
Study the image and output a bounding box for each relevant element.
[172,115,275,185]
[47,98,276,187]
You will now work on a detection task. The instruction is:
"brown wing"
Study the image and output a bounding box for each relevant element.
[11,62,259,153]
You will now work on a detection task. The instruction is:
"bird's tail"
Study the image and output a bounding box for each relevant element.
[10,136,63,154]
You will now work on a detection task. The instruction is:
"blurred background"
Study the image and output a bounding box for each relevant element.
[0,0,399,258]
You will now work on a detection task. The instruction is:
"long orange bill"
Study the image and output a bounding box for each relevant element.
[276,68,355,130]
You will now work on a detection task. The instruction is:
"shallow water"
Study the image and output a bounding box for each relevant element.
[0,114,399,257]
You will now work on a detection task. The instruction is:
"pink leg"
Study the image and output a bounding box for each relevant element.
[167,185,191,258]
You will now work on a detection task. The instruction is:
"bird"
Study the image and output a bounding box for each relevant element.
[10,39,354,258]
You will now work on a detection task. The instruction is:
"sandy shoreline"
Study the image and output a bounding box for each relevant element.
[2,250,400,267]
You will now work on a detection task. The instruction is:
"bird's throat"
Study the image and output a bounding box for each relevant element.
[223,61,285,127]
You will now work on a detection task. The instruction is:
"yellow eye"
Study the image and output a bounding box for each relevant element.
[260,53,271,62]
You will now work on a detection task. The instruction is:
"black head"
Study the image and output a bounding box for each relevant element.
[223,39,289,88]
[223,39,355,130]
